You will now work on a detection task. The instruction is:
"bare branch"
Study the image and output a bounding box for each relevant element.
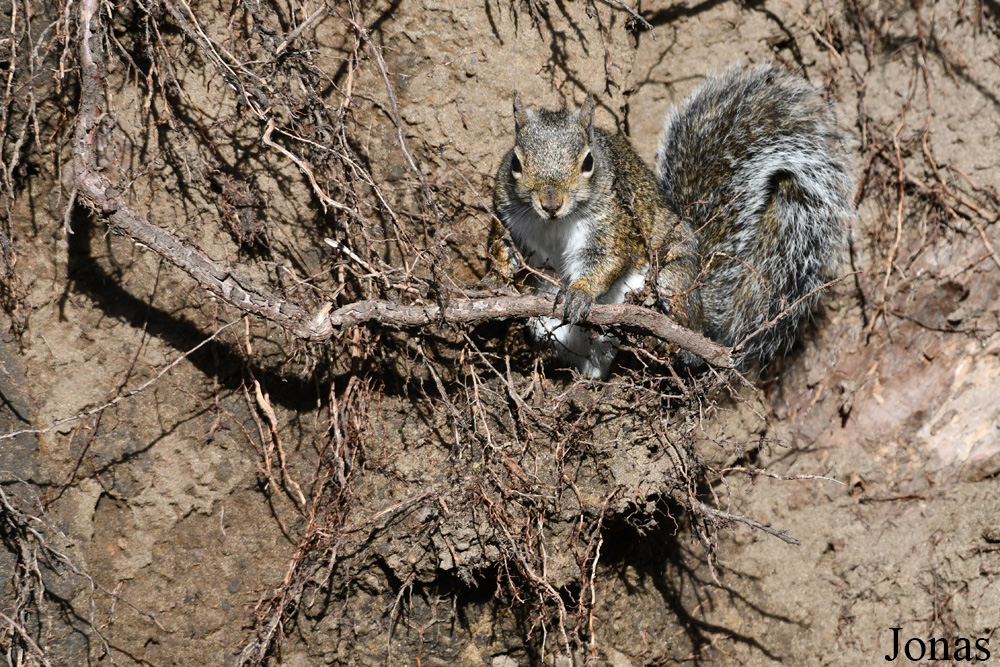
[327,295,732,368]
[71,0,729,370]
[680,493,801,546]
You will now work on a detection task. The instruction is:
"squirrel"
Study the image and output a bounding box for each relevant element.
[489,64,855,379]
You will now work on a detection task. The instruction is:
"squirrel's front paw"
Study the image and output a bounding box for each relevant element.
[557,286,595,324]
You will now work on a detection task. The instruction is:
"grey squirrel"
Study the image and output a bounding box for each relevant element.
[489,64,855,378]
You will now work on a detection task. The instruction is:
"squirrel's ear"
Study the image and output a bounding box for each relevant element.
[513,91,529,134]
[578,93,596,143]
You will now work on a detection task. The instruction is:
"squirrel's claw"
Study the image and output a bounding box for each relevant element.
[558,287,595,324]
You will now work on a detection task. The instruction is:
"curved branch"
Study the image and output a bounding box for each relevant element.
[72,0,731,368]
[327,296,732,367]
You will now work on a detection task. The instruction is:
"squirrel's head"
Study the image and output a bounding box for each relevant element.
[507,92,597,220]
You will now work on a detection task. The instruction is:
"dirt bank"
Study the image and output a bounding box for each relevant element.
[1,0,998,664]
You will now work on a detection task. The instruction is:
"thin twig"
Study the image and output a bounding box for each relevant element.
[0,611,53,667]
[682,494,801,546]
[275,1,330,56]
[975,224,1000,272]
[0,320,240,442]
[778,0,843,63]
[604,0,656,39]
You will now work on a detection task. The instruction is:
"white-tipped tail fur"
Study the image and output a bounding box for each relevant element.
[656,64,854,368]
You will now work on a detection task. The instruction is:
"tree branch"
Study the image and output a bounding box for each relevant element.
[327,296,731,367]
[72,1,731,368]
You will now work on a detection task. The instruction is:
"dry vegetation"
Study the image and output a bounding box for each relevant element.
[0,0,998,664]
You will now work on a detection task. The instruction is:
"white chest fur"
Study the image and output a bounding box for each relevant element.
[500,202,647,379]
[503,204,593,285]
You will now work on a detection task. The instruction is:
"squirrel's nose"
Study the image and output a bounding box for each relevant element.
[539,189,564,217]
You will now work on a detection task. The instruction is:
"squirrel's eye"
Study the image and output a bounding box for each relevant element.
[510,153,522,179]
[580,151,594,176]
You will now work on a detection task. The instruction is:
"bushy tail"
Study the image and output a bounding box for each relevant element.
[655,64,854,368]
